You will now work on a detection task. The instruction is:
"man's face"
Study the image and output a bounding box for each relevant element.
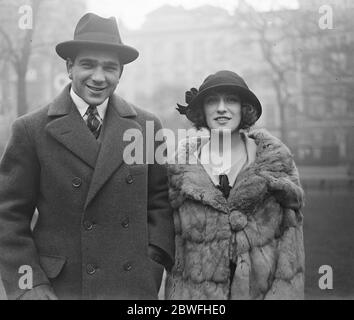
[67,47,121,106]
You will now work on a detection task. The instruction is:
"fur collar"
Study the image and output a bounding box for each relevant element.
[168,129,304,215]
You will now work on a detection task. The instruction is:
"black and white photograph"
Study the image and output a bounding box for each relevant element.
[0,0,353,303]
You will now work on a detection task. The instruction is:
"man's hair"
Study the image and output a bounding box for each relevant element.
[188,98,259,130]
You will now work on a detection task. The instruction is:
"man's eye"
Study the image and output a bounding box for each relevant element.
[81,62,93,68]
[105,66,118,72]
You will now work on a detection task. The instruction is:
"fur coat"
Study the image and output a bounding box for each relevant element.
[165,129,305,300]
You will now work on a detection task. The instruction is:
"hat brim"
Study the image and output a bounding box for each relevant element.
[56,40,139,65]
[190,83,262,119]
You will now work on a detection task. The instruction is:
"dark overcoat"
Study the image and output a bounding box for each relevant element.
[0,85,175,300]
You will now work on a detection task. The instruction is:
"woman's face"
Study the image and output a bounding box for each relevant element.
[203,91,242,132]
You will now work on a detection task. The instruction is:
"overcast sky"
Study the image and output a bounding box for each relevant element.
[88,0,299,29]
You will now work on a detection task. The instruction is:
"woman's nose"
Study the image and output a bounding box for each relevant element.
[217,99,227,112]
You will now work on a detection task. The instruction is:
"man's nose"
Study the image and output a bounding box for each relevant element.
[91,67,105,83]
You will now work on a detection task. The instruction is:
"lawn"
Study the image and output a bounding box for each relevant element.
[304,187,354,299]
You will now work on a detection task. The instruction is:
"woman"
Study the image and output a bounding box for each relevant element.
[165,70,305,300]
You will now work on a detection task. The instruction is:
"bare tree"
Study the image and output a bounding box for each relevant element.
[0,0,43,116]
[234,1,308,144]
[235,1,354,144]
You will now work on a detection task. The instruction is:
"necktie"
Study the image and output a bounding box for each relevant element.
[84,105,102,139]
[218,174,231,199]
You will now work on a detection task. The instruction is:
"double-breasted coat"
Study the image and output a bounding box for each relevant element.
[0,85,175,300]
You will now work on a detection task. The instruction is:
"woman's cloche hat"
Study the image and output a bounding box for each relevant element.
[177,70,262,121]
[56,13,139,65]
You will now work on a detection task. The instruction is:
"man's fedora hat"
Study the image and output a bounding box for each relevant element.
[56,13,139,64]
[177,70,262,121]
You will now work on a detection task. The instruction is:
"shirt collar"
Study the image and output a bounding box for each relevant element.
[70,87,108,120]
[195,131,257,186]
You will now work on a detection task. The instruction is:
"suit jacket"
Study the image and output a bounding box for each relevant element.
[0,85,175,300]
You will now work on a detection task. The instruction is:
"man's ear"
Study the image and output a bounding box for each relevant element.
[66,58,74,80]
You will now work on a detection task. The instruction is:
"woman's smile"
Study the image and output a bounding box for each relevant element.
[214,115,232,125]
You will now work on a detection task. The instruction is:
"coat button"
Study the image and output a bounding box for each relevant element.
[72,177,82,188]
[83,220,94,231]
[123,262,132,272]
[229,210,247,232]
[121,217,129,228]
[86,264,96,275]
[151,254,162,265]
[125,175,134,184]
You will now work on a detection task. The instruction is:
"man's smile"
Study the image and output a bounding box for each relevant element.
[86,84,106,93]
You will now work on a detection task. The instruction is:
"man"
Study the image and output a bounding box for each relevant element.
[0,13,174,300]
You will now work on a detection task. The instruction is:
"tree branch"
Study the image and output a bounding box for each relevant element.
[0,26,19,64]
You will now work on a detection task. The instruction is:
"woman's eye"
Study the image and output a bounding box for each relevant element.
[205,96,218,104]
[226,96,239,103]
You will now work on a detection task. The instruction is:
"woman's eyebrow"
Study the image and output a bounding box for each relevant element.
[205,94,218,100]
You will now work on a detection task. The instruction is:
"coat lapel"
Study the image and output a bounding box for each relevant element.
[170,137,229,214]
[84,94,140,209]
[45,85,100,168]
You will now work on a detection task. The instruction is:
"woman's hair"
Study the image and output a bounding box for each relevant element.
[188,98,259,131]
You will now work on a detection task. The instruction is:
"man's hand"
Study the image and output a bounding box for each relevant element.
[19,284,58,300]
